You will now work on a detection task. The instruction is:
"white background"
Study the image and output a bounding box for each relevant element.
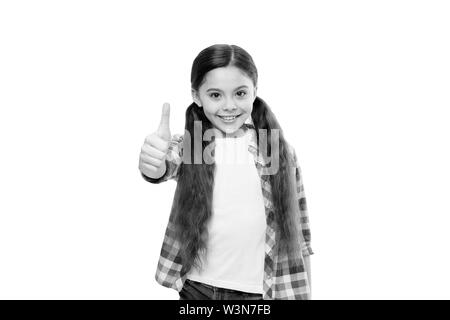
[1,0,449,299]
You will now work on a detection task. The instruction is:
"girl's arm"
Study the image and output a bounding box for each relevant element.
[141,134,184,184]
[290,146,314,292]
[292,148,314,257]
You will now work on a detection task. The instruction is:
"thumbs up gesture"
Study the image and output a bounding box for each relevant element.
[139,103,172,179]
[156,102,171,141]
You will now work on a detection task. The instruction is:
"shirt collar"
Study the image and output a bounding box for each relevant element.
[245,126,271,167]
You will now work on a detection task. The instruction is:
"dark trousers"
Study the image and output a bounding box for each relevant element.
[179,279,264,300]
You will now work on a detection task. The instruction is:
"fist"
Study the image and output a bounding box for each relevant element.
[139,103,172,179]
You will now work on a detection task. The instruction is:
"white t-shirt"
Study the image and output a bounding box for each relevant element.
[186,129,267,294]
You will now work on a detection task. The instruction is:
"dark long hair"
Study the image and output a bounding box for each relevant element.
[170,44,300,274]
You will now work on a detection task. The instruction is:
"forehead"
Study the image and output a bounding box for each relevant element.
[201,66,253,90]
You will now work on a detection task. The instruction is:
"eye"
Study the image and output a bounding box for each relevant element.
[209,92,221,99]
[236,90,247,97]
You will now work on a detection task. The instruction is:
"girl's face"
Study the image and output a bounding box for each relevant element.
[192,65,257,136]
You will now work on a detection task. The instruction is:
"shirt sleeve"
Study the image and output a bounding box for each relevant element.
[291,147,314,257]
[141,133,184,184]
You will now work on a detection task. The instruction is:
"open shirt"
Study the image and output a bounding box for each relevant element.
[142,123,314,300]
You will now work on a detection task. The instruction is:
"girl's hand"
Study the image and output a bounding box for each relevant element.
[139,103,172,179]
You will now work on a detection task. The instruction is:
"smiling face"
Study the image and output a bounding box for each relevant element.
[192,65,257,136]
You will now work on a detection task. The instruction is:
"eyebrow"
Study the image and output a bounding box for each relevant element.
[206,85,249,92]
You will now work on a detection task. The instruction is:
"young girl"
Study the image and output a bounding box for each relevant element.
[139,44,314,300]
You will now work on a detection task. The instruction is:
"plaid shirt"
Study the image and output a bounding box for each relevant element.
[142,124,314,300]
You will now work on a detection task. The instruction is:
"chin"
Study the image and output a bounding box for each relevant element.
[216,122,245,135]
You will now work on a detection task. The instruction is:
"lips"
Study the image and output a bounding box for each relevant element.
[217,114,241,121]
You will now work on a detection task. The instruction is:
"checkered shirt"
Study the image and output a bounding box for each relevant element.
[142,124,314,299]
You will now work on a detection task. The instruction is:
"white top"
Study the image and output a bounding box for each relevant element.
[186,129,266,294]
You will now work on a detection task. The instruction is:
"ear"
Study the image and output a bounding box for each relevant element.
[191,89,202,107]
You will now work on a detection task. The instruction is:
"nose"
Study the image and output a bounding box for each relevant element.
[222,100,237,112]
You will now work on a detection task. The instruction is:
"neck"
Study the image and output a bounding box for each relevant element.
[214,125,249,139]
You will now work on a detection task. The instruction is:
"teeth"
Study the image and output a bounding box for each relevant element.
[219,115,238,120]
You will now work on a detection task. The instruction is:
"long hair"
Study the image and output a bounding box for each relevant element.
[170,44,301,274]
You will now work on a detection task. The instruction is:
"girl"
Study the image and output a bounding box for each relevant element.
[139,44,314,300]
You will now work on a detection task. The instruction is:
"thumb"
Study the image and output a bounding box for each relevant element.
[157,102,171,141]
